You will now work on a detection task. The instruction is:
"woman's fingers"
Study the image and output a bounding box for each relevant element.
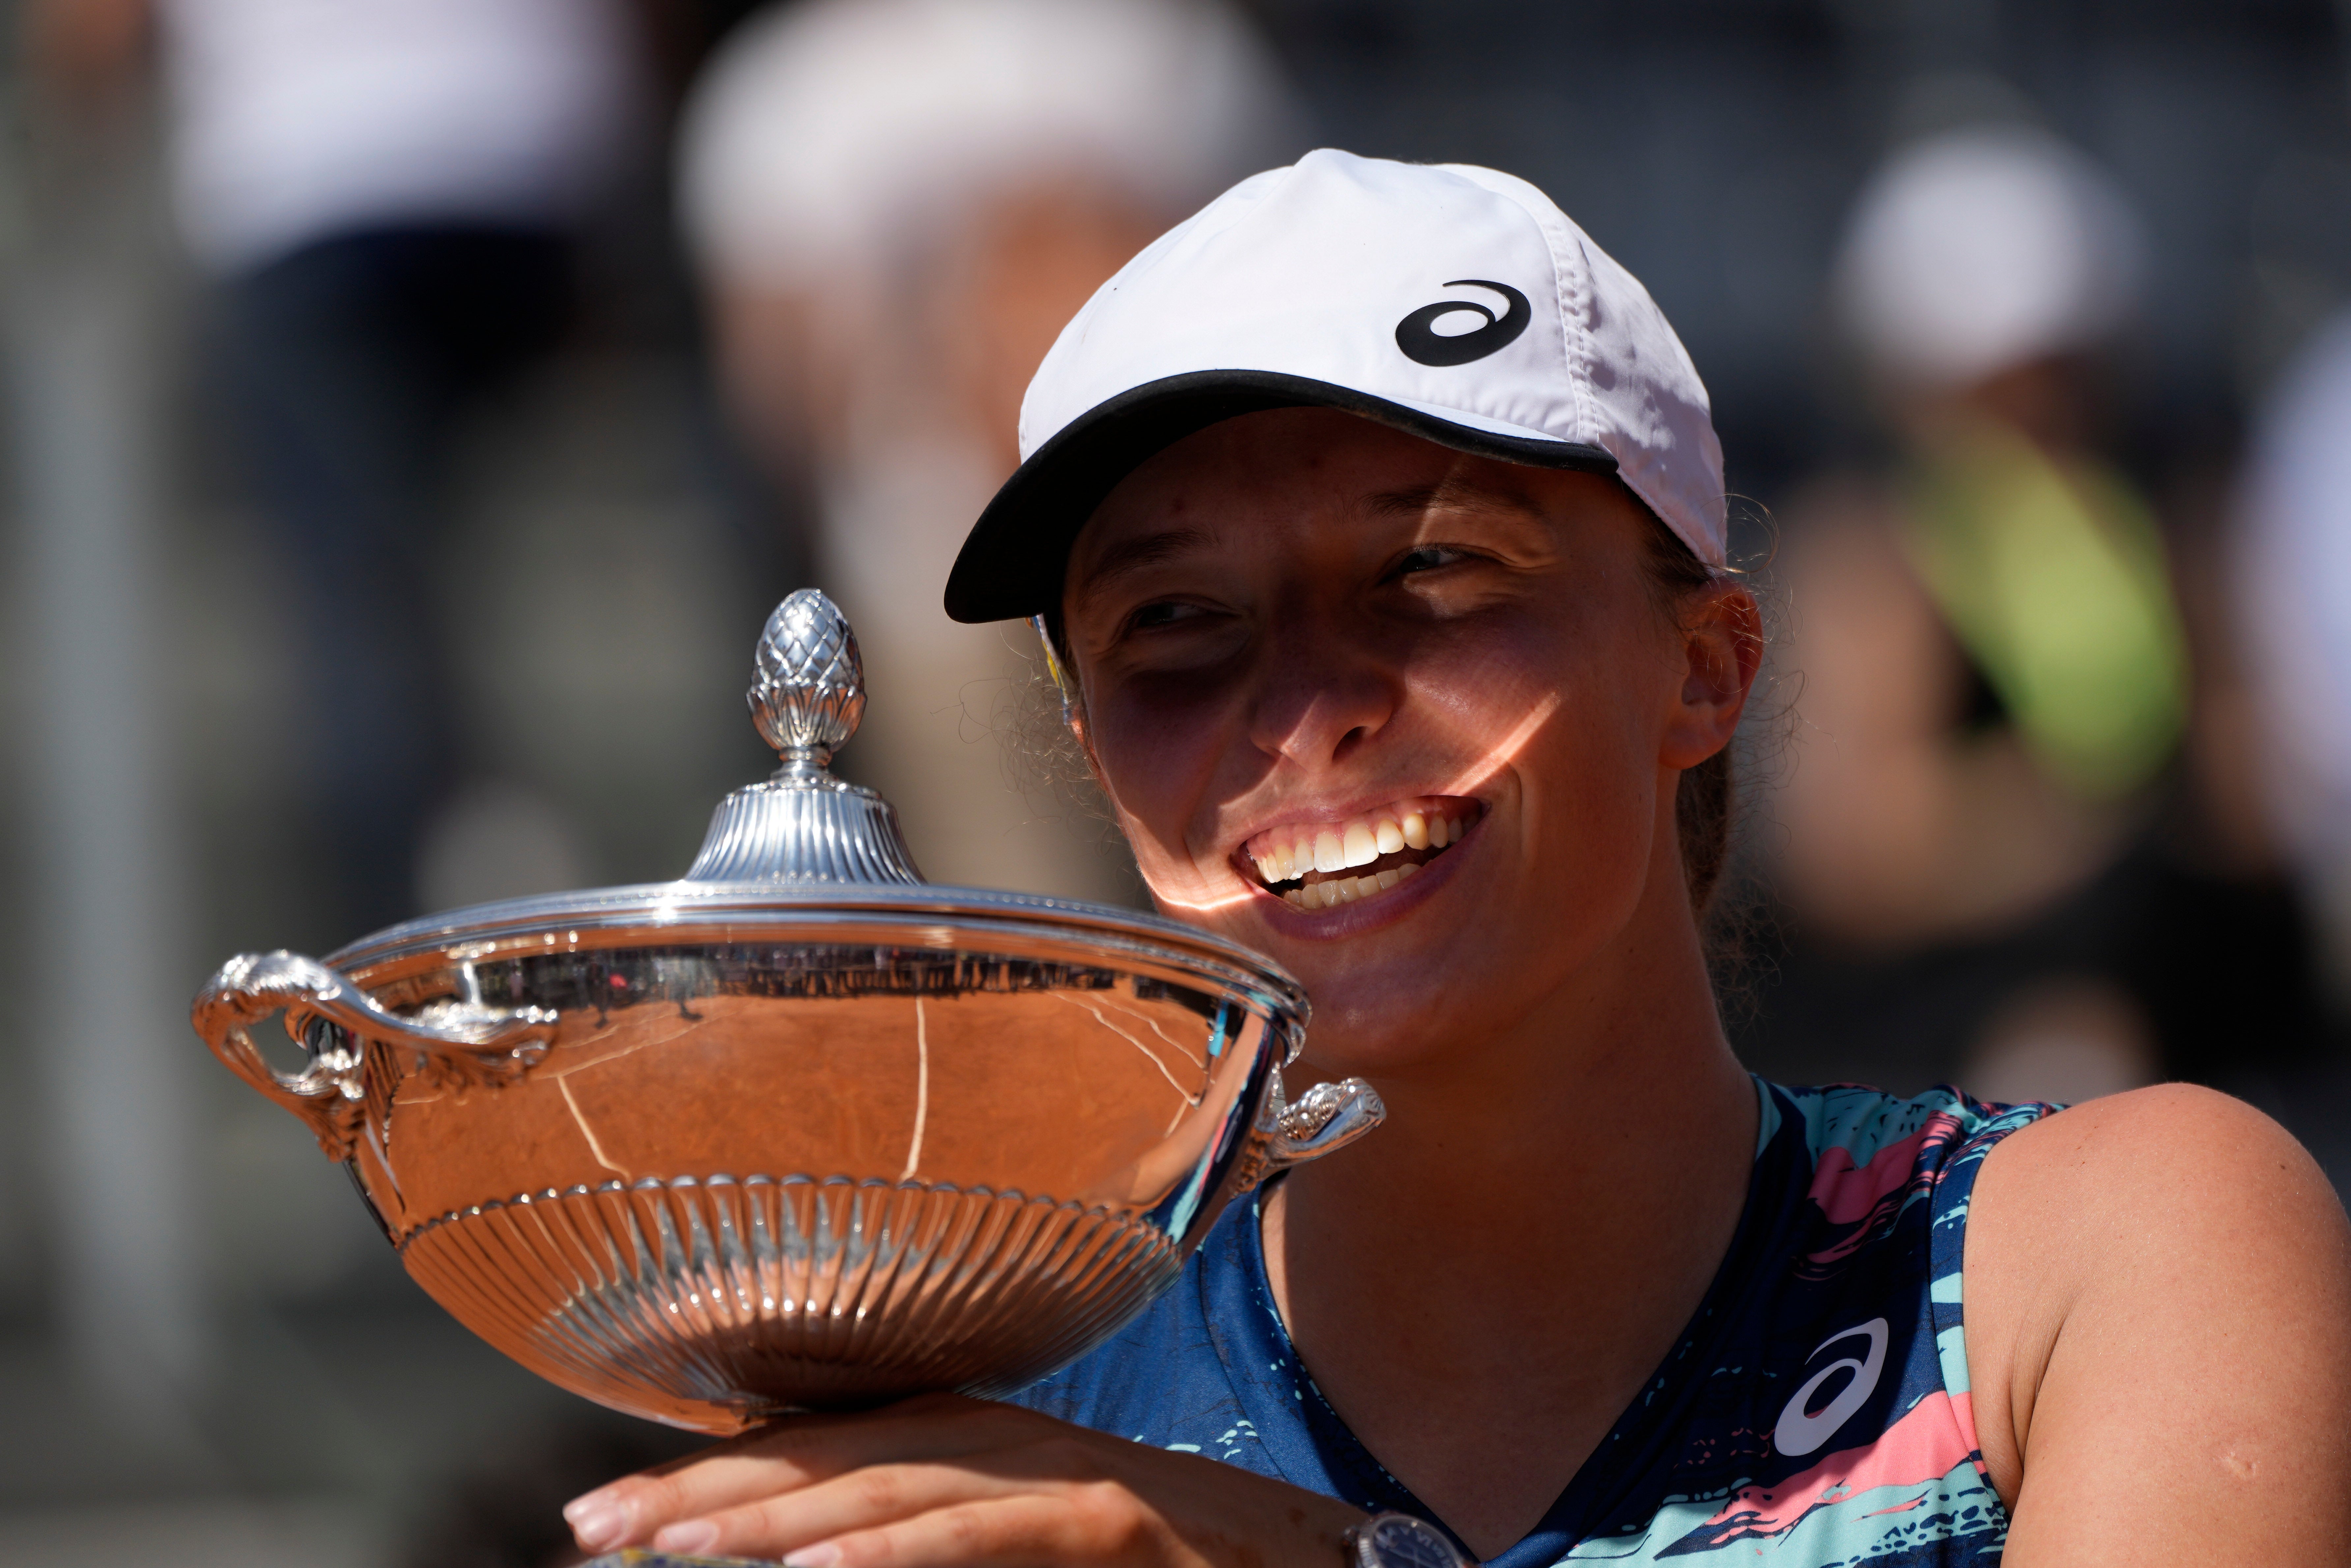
[644,1453,1134,1563]
[563,1395,1054,1553]
[777,1491,1164,1568]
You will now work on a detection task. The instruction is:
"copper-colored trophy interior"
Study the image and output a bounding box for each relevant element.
[337,927,1269,1242]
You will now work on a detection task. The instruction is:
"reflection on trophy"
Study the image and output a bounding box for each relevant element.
[193,590,1381,1434]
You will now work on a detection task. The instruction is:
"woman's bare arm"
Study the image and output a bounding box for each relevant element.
[1967,1082,2351,1565]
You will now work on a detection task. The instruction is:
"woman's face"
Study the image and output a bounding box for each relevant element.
[1062,408,1756,1081]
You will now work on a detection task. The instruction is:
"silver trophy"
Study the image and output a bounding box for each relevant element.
[193,590,1380,1433]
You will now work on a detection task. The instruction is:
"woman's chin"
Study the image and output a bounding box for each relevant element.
[1271,945,1515,1076]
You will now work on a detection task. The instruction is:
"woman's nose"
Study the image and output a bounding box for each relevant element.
[1244,615,1401,769]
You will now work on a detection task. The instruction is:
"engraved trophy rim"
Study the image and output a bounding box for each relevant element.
[324,877,1312,1046]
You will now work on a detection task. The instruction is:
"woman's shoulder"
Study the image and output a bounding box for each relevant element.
[1968,1078,2314,1189]
[1961,1080,2338,1326]
[1953,1083,2351,1554]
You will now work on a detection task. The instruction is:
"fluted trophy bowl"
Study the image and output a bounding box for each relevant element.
[193,592,1379,1434]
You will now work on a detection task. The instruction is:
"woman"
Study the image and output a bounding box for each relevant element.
[563,152,2351,1566]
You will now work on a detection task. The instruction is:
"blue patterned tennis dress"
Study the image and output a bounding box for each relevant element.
[1004,1081,2054,1566]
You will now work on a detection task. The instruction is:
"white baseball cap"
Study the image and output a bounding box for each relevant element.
[945,148,1725,624]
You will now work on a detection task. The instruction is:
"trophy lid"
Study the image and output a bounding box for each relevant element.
[321,589,1310,1038]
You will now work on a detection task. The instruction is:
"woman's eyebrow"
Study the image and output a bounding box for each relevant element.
[1072,525,1219,602]
[1366,476,1542,521]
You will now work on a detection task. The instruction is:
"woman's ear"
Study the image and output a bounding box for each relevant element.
[1042,636,1109,793]
[1066,702,1117,802]
[1660,581,1762,770]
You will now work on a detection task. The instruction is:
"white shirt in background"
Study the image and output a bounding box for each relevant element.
[156,0,640,274]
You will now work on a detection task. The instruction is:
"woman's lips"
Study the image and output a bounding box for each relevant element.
[1239,796,1483,910]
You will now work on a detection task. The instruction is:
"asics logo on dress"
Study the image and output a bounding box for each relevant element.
[1393,281,1530,366]
[1773,1317,1889,1457]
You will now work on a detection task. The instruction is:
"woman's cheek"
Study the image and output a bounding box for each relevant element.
[1088,686,1230,887]
[1541,699,1667,921]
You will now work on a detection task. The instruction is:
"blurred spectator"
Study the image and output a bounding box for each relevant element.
[2236,311,2351,1012]
[1765,123,2191,1102]
[33,0,649,938]
[678,0,1297,899]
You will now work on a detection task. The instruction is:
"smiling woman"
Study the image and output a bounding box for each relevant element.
[566,151,2351,1568]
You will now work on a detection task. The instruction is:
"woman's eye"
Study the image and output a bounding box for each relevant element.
[1394,545,1469,577]
[1128,601,1208,632]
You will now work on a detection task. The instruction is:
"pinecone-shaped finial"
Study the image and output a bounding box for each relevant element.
[750,589,865,767]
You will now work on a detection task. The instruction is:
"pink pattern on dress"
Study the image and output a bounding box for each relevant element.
[1686,1390,1980,1545]
[1804,1112,1968,1265]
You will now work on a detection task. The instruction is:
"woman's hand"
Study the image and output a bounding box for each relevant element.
[562,1392,1368,1568]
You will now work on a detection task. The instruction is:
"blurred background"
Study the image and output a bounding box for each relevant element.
[4,0,2351,1560]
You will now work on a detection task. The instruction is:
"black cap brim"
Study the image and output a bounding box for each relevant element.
[943,369,1618,624]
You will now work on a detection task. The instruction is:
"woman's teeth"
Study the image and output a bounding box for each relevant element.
[1285,860,1421,909]
[1243,799,1480,910]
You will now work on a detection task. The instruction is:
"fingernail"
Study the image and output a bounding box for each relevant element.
[563,1496,628,1553]
[655,1520,721,1555]
[783,1543,842,1568]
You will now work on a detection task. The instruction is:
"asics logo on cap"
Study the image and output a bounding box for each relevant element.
[1393,280,1531,367]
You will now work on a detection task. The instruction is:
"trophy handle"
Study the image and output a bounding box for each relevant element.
[191,950,557,1160]
[1262,1073,1384,1172]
